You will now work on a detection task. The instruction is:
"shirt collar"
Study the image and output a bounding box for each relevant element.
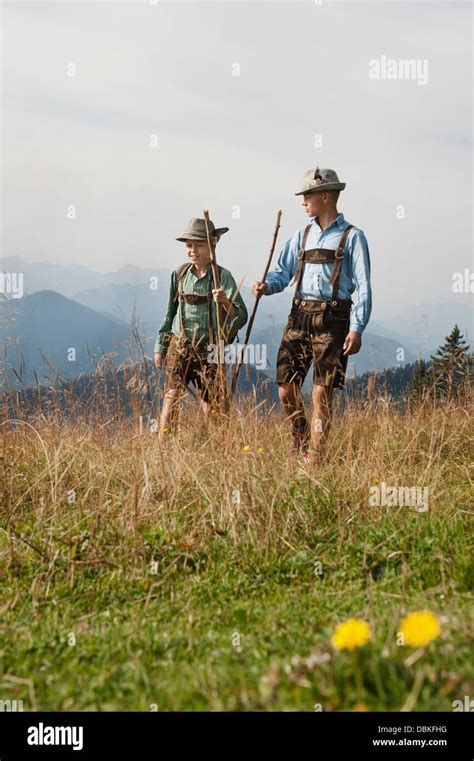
[313,212,346,231]
[190,261,213,279]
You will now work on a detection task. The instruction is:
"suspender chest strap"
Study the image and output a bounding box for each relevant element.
[174,262,220,347]
[179,293,210,305]
[292,223,353,302]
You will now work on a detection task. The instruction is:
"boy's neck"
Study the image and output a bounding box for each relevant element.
[192,260,211,278]
[316,207,339,231]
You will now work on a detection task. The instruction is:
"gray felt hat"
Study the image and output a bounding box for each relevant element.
[176,218,229,242]
[295,167,346,195]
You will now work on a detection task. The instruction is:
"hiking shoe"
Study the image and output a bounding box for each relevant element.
[292,431,309,454]
[291,419,310,454]
[301,449,325,468]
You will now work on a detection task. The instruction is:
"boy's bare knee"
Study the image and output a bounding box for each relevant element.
[278,383,292,403]
[312,384,331,402]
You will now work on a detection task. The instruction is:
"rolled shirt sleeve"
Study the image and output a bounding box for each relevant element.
[264,230,300,295]
[219,268,248,337]
[348,230,372,334]
[154,270,179,354]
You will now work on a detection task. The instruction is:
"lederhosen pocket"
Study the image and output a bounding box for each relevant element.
[325,302,351,330]
[294,301,328,334]
[286,302,312,334]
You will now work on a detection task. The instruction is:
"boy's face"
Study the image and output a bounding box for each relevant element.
[301,191,325,218]
[185,239,213,266]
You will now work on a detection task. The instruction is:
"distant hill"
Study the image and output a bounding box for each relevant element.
[0,290,135,387]
[377,302,473,355]
[1,256,168,298]
[72,282,168,342]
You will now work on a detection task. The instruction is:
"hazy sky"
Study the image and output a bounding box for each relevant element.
[1,0,472,321]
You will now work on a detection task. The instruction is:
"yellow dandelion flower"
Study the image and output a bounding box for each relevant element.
[353,703,370,712]
[257,447,264,454]
[242,445,250,453]
[399,610,440,647]
[161,428,168,433]
[331,618,371,651]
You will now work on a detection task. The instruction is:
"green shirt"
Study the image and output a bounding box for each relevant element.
[154,263,248,354]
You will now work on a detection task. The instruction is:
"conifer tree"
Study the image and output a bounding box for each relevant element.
[430,325,470,399]
[412,357,431,398]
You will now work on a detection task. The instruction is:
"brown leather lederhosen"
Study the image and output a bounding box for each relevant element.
[276,223,355,395]
[165,263,220,402]
[291,223,353,312]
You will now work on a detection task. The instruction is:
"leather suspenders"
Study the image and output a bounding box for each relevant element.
[174,263,216,347]
[292,223,353,302]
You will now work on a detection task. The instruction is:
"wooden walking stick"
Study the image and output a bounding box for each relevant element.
[203,209,228,413]
[230,209,282,396]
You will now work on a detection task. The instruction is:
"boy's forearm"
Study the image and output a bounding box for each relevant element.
[222,297,237,316]
[154,330,173,355]
[154,272,178,354]
[265,268,294,295]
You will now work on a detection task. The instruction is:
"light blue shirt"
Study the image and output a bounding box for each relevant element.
[265,213,372,334]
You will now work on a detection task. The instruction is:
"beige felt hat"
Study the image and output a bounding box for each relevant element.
[176,218,229,242]
[295,167,346,195]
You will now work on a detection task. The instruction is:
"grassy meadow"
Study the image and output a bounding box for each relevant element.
[0,387,473,711]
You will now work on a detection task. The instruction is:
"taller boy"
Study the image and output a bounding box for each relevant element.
[252,167,372,463]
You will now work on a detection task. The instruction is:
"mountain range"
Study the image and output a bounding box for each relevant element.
[1,256,471,389]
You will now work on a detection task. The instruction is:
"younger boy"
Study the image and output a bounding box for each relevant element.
[154,218,248,438]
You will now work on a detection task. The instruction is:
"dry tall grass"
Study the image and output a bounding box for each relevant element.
[2,387,472,565]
